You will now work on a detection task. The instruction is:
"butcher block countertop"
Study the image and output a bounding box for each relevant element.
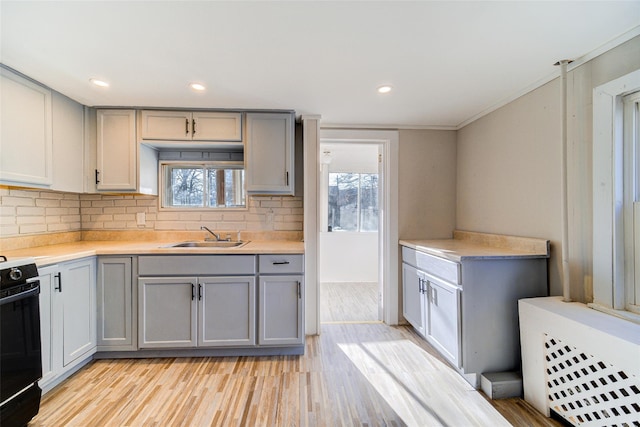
[2,239,304,267]
[400,230,549,262]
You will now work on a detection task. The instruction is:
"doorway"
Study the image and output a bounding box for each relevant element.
[318,142,381,323]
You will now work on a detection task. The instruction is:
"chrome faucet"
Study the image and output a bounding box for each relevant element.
[200,226,227,241]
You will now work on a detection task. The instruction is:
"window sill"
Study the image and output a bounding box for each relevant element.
[587,302,640,325]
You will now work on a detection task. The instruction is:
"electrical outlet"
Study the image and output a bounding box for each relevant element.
[136,212,145,226]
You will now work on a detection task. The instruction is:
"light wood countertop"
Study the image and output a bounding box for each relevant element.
[2,239,304,267]
[400,230,549,262]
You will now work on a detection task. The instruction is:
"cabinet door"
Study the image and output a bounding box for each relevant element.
[38,265,61,389]
[245,112,294,195]
[138,277,197,348]
[0,68,53,186]
[198,276,256,347]
[258,275,303,346]
[402,263,426,336]
[61,258,97,366]
[97,257,134,350]
[140,110,191,140]
[96,109,136,191]
[426,278,461,368]
[192,112,242,142]
[51,92,84,193]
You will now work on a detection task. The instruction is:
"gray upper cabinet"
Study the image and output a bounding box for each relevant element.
[96,109,137,191]
[0,67,53,187]
[245,112,295,195]
[51,92,84,193]
[95,109,158,194]
[140,110,243,143]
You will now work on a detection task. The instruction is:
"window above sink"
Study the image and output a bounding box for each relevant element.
[161,160,246,210]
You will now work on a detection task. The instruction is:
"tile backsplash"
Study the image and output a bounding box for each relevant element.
[1,187,303,239]
[0,188,81,237]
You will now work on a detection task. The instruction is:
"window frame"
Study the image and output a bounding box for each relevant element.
[327,171,379,233]
[160,160,247,211]
[591,69,640,323]
[623,91,640,314]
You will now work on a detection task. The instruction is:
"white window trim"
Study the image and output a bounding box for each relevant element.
[591,69,640,322]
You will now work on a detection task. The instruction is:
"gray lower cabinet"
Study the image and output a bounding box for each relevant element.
[402,263,427,337]
[199,276,256,347]
[258,254,304,346]
[97,257,136,351]
[424,275,461,368]
[402,260,461,368]
[38,257,96,392]
[401,245,547,388]
[138,277,197,348]
[138,275,257,349]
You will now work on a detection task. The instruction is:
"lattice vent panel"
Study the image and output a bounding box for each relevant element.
[544,335,640,426]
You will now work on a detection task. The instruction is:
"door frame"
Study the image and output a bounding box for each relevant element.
[312,128,399,333]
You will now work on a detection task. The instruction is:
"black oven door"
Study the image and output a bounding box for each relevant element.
[0,284,43,403]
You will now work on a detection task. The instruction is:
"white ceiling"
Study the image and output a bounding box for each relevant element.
[2,1,639,128]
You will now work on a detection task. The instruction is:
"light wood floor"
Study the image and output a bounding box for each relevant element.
[31,323,561,427]
[320,282,379,323]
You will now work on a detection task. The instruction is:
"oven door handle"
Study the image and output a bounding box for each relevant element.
[0,282,40,305]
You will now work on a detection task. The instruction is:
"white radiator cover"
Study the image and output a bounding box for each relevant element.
[519,297,640,425]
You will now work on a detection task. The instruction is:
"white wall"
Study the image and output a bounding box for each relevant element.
[318,141,379,283]
[457,35,640,300]
[319,231,378,282]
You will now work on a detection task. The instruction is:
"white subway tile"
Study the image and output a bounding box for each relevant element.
[35,199,60,208]
[2,196,36,207]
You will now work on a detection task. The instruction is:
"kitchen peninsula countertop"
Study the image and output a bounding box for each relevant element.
[2,239,304,266]
[400,230,549,262]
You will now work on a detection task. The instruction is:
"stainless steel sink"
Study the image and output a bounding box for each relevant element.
[166,240,249,248]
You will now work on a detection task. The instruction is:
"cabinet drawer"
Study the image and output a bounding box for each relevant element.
[401,246,459,285]
[258,255,304,274]
[138,255,256,276]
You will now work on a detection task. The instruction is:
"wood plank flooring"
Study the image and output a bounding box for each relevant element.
[31,323,561,427]
[320,282,379,323]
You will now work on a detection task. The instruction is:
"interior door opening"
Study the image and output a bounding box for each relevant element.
[318,141,383,324]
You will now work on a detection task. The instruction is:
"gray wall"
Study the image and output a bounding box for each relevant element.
[398,129,457,240]
[456,35,640,300]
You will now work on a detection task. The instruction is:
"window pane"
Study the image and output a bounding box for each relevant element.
[328,172,358,231]
[206,168,245,208]
[360,173,379,231]
[224,169,245,207]
[170,167,203,207]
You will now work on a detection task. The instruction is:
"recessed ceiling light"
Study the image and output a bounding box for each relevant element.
[90,78,109,88]
[190,83,206,91]
[377,85,392,94]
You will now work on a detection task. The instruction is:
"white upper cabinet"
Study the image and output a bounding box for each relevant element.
[0,67,53,187]
[140,110,242,143]
[245,112,294,195]
[51,92,84,193]
[96,109,137,191]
